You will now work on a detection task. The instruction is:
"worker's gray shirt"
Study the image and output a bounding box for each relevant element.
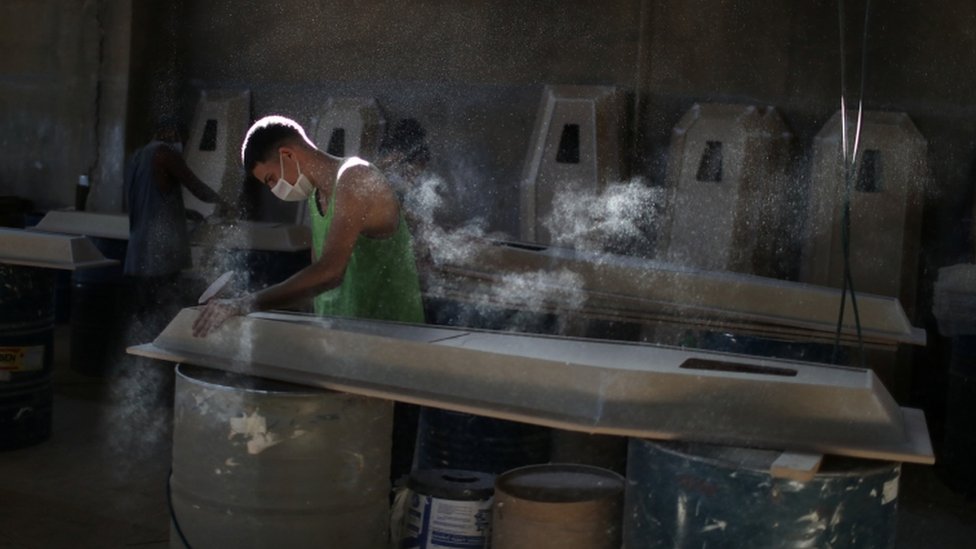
[124,141,191,277]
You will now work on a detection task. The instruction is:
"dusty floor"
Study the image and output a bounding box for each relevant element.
[1,326,975,548]
[1,327,171,548]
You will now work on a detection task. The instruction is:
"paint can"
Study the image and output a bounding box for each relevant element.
[399,469,495,548]
[414,407,551,474]
[0,264,55,450]
[491,463,625,549]
[623,439,900,548]
[169,365,394,549]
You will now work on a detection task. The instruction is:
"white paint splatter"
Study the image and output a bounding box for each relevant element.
[229,409,282,454]
[829,503,844,529]
[782,480,807,493]
[882,478,899,505]
[192,392,212,416]
[700,518,727,533]
[796,510,827,533]
[792,509,828,548]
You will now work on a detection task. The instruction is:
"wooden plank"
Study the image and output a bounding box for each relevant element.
[770,452,824,482]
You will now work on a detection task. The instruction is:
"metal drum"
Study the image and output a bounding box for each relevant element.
[400,469,495,549]
[414,408,551,475]
[624,439,901,549]
[492,463,625,549]
[0,264,55,450]
[170,365,394,549]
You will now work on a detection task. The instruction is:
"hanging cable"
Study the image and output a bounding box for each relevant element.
[832,0,872,368]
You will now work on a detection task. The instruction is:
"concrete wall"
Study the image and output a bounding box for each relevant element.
[171,2,976,263]
[1,0,974,269]
[175,0,644,230]
[0,0,99,210]
[640,2,976,284]
[0,0,130,213]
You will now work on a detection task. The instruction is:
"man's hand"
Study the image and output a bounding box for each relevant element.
[192,296,253,338]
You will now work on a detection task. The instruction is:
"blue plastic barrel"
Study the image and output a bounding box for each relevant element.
[0,264,55,450]
[413,408,551,475]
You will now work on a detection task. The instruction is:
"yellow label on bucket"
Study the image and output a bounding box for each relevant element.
[0,346,44,372]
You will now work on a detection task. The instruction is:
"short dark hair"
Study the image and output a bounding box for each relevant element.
[240,115,315,174]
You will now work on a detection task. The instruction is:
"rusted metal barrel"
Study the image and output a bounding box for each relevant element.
[169,365,394,549]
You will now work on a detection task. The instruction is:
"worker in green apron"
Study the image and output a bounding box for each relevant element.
[192,114,424,335]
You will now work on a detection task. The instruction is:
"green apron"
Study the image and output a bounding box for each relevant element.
[309,183,425,323]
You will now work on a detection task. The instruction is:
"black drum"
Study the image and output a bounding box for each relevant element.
[0,264,55,450]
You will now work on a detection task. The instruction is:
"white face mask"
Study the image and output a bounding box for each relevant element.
[270,152,314,202]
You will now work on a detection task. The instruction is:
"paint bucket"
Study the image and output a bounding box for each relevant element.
[69,236,130,376]
[169,365,394,549]
[623,439,900,548]
[399,469,495,548]
[0,264,55,450]
[491,463,625,549]
[414,408,551,475]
